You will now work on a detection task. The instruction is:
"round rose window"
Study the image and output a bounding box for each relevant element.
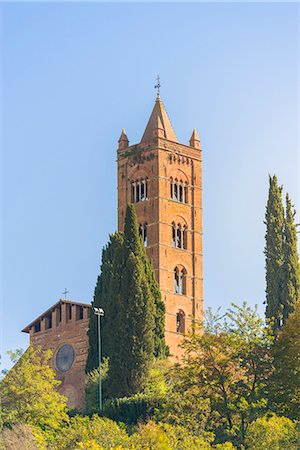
[55,344,75,372]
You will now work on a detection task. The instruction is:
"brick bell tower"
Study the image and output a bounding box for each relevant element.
[117,87,203,358]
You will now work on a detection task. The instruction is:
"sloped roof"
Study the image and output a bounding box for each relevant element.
[140,96,178,143]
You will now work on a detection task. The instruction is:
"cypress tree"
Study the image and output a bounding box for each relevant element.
[282,194,300,323]
[107,204,155,397]
[86,232,124,373]
[264,175,284,331]
[87,204,166,397]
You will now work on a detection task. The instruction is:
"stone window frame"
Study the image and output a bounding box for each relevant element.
[131,178,149,203]
[176,309,186,333]
[174,266,187,295]
[172,222,187,250]
[170,177,188,204]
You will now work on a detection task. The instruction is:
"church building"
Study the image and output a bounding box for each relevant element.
[22,89,203,408]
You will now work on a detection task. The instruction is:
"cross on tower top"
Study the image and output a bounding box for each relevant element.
[154,75,161,99]
[62,288,69,299]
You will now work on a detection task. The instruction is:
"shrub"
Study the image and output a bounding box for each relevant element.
[103,393,161,424]
[245,414,300,450]
[48,415,130,450]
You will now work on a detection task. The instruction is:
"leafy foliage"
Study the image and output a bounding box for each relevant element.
[269,301,300,420]
[245,414,300,450]
[85,359,109,415]
[0,345,68,430]
[162,303,274,447]
[47,415,130,450]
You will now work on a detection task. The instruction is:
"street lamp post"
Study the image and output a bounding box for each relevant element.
[94,307,105,414]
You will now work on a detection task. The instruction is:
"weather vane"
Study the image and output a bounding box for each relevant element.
[154,75,161,98]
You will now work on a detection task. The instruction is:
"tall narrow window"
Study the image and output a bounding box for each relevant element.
[45,313,52,330]
[76,305,84,321]
[145,178,148,199]
[181,268,187,295]
[174,181,178,201]
[66,303,72,321]
[174,268,179,294]
[183,226,187,250]
[176,310,186,333]
[170,178,173,199]
[131,182,135,203]
[56,304,62,326]
[174,267,187,295]
[139,223,147,247]
[177,224,182,248]
[172,222,176,247]
[136,181,140,202]
[144,223,147,246]
[184,183,188,203]
[179,183,183,202]
[141,180,145,201]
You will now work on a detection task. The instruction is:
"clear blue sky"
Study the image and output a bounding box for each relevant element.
[1,2,299,369]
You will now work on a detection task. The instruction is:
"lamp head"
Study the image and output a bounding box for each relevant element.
[94,307,105,316]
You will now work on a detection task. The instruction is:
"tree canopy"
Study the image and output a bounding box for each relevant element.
[0,345,68,430]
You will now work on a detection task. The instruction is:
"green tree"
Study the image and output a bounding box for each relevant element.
[166,303,274,447]
[0,346,68,430]
[107,204,155,397]
[48,415,130,450]
[264,175,285,331]
[86,208,166,377]
[87,204,166,397]
[282,194,300,323]
[86,232,124,373]
[245,414,300,450]
[268,301,300,420]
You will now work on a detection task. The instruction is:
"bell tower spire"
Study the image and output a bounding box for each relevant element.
[117,90,203,359]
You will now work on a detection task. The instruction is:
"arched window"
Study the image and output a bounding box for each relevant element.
[172,222,176,247]
[174,266,187,295]
[170,177,188,204]
[176,310,186,333]
[172,223,187,250]
[174,267,179,294]
[131,178,149,203]
[139,223,147,247]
